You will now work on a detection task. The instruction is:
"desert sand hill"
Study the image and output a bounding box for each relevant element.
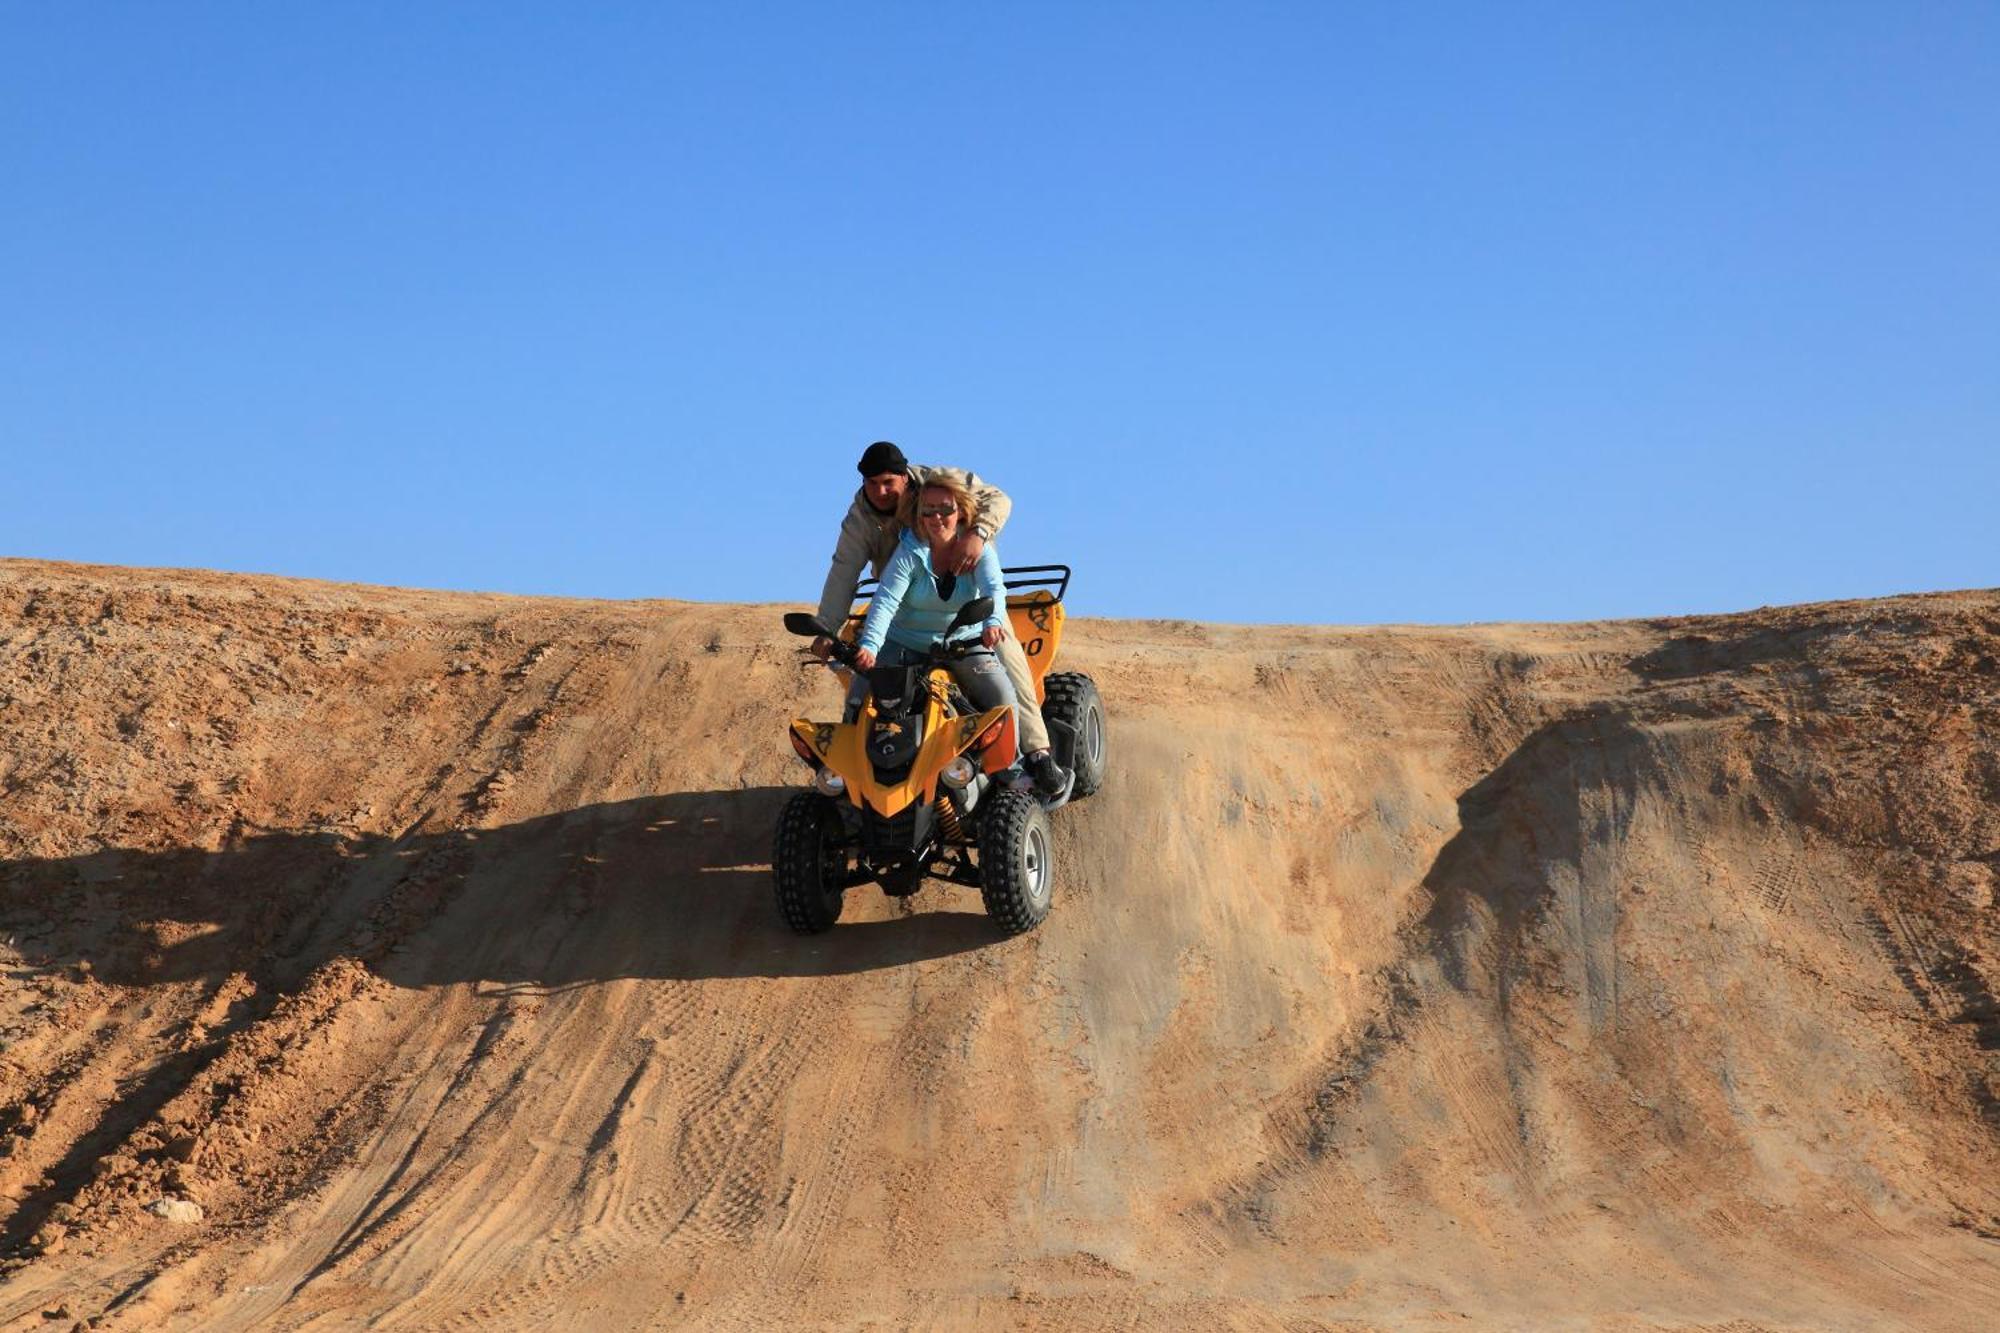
[0,557,1996,1330]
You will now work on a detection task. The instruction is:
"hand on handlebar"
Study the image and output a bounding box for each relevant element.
[980,624,1003,650]
[852,647,876,671]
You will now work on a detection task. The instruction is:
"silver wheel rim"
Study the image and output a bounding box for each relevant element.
[1083,703,1104,768]
[1024,820,1051,908]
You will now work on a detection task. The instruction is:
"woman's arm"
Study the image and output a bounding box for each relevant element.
[857,546,919,655]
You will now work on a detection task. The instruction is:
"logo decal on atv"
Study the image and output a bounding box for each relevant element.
[813,724,835,752]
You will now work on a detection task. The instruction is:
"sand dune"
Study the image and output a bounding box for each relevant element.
[1,557,1996,1329]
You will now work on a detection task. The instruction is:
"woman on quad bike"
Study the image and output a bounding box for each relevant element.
[851,476,1073,799]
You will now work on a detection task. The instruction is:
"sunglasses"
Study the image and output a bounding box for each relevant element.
[917,504,957,520]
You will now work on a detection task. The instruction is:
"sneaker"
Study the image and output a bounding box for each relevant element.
[1024,750,1073,800]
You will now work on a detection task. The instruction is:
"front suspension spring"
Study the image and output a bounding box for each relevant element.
[937,791,967,844]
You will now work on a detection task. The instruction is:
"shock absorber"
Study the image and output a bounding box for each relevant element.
[937,791,967,844]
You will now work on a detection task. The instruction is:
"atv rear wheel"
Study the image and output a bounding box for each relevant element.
[1042,671,1106,798]
[978,787,1054,935]
[773,791,850,934]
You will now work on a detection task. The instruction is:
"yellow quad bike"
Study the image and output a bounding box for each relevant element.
[774,566,1106,936]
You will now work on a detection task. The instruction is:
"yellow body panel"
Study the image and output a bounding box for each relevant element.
[791,686,1014,818]
[1003,590,1064,705]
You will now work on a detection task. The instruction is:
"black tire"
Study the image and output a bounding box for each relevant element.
[1042,671,1107,798]
[773,791,849,934]
[978,787,1054,935]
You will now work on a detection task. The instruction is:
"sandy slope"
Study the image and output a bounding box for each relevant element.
[0,556,1996,1330]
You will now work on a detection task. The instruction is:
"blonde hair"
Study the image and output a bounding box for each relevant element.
[900,474,976,530]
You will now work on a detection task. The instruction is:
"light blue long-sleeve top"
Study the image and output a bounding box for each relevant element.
[857,528,1008,656]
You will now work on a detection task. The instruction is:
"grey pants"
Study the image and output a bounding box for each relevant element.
[847,643,1017,738]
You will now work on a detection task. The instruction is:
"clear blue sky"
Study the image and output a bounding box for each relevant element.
[6,4,1995,624]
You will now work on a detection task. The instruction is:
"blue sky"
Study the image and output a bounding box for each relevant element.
[6,4,1995,624]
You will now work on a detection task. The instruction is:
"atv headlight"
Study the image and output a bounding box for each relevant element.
[813,767,846,797]
[940,756,976,789]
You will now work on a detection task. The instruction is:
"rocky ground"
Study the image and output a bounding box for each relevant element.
[1,557,1996,1329]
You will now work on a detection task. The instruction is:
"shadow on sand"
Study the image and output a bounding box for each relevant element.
[0,788,1008,1263]
[3,788,999,999]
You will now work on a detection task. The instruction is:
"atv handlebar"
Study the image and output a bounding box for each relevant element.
[782,607,996,671]
[784,596,994,670]
[783,612,861,667]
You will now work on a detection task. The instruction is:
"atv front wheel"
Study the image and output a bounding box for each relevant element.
[979,787,1054,935]
[1043,671,1106,798]
[773,791,850,934]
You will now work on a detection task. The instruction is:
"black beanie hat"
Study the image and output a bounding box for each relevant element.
[857,440,908,477]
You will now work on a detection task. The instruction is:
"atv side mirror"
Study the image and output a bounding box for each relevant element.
[948,597,995,632]
[783,612,832,638]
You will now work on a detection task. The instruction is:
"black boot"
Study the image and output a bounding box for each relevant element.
[1025,749,1072,800]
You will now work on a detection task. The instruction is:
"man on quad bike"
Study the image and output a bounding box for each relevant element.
[816,440,1070,799]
